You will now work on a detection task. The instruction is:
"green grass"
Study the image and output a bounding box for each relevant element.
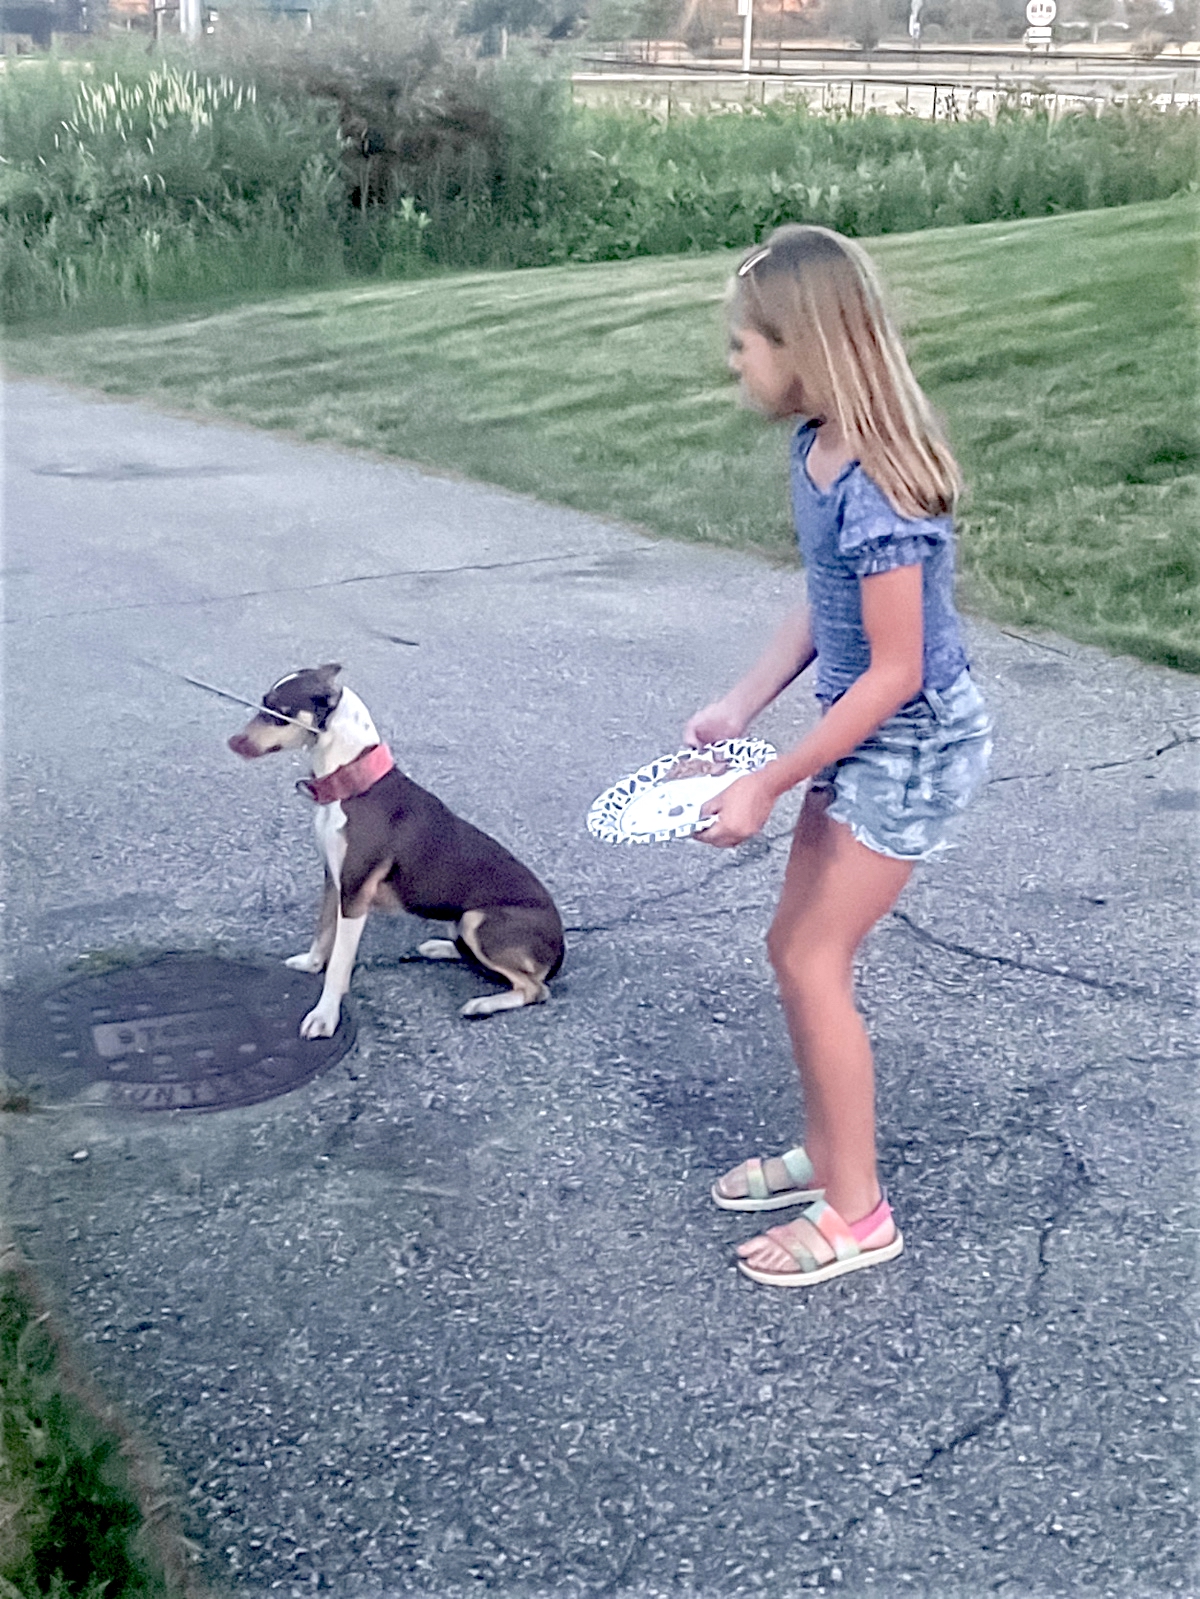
[0,1253,201,1598]
[5,198,1197,670]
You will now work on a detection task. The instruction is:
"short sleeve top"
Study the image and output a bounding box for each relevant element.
[790,422,969,705]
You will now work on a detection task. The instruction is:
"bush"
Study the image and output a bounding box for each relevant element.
[538,95,1198,252]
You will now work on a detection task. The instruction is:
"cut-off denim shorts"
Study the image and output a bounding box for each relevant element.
[812,670,993,862]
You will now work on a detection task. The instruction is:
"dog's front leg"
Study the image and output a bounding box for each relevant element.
[300,910,367,1038]
[286,871,338,974]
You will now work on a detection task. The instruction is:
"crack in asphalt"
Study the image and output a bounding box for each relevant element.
[796,1115,1097,1573]
[4,550,596,625]
[568,890,1173,1012]
[796,1147,1088,1563]
[563,848,1192,1032]
[775,1359,1019,1584]
[1023,1120,1097,1280]
[563,836,782,939]
[890,909,1163,1002]
[991,728,1199,785]
[917,1361,1018,1477]
[999,629,1072,656]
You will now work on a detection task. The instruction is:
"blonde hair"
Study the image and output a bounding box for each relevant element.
[729,225,961,519]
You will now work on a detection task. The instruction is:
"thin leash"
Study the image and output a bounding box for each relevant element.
[135,659,315,731]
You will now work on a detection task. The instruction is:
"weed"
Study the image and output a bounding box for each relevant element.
[0,1085,34,1115]
[65,947,168,976]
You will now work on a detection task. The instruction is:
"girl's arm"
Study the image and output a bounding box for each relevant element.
[683,603,817,746]
[697,563,924,847]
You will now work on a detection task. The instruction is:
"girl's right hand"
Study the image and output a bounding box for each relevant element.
[683,699,748,747]
[693,769,778,847]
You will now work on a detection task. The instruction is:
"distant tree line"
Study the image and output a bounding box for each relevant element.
[3,0,1193,58]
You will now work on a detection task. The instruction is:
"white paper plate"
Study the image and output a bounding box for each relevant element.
[587,739,777,844]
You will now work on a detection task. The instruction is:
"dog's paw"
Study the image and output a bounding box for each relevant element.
[417,939,461,961]
[299,1004,339,1039]
[286,951,326,973]
[461,992,524,1018]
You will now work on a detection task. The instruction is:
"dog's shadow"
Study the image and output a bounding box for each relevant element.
[353,916,521,1004]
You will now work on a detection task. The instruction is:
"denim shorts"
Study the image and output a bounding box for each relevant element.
[812,670,993,861]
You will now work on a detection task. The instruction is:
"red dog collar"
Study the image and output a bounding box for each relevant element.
[299,743,395,805]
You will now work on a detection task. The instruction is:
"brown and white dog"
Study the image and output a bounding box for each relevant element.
[228,664,564,1038]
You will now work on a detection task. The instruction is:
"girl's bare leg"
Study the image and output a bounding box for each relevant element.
[738,785,912,1275]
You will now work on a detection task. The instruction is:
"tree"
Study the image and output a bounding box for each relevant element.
[1160,0,1200,44]
[463,0,574,38]
[1068,0,1116,43]
[822,0,889,48]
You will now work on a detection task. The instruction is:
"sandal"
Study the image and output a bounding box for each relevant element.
[736,1195,903,1287]
[710,1146,823,1212]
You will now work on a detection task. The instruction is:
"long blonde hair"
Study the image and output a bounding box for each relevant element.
[729,225,961,519]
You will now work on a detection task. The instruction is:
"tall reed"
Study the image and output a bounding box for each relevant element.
[2,58,346,319]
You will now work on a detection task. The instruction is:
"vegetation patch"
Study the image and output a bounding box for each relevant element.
[0,1245,207,1598]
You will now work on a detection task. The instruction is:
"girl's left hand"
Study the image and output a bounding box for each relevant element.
[693,771,777,848]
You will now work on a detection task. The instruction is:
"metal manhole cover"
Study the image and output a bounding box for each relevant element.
[2,954,356,1112]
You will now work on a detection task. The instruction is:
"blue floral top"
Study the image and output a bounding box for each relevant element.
[791,422,969,706]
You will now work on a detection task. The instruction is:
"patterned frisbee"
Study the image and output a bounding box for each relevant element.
[587,739,777,845]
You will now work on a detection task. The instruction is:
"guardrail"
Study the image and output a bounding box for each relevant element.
[581,42,1200,72]
[572,50,1200,116]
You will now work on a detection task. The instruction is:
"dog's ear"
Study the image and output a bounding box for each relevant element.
[312,671,343,729]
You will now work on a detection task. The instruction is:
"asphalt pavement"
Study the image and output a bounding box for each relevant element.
[2,377,1197,1598]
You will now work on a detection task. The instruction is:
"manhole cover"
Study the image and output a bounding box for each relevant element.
[2,954,356,1112]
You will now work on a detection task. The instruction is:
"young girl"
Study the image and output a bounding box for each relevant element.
[687,224,991,1289]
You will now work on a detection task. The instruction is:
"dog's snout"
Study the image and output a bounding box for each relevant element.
[228,733,262,759]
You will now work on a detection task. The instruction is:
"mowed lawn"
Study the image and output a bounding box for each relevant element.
[6,198,1197,669]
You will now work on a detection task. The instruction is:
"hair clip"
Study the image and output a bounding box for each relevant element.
[737,246,772,278]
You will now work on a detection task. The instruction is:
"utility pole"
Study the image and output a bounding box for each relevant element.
[179,0,201,39]
[739,0,753,73]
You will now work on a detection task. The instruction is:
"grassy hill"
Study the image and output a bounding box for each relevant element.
[5,197,1196,669]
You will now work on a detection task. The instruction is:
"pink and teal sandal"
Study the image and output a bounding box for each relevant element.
[711,1146,823,1212]
[736,1195,903,1287]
